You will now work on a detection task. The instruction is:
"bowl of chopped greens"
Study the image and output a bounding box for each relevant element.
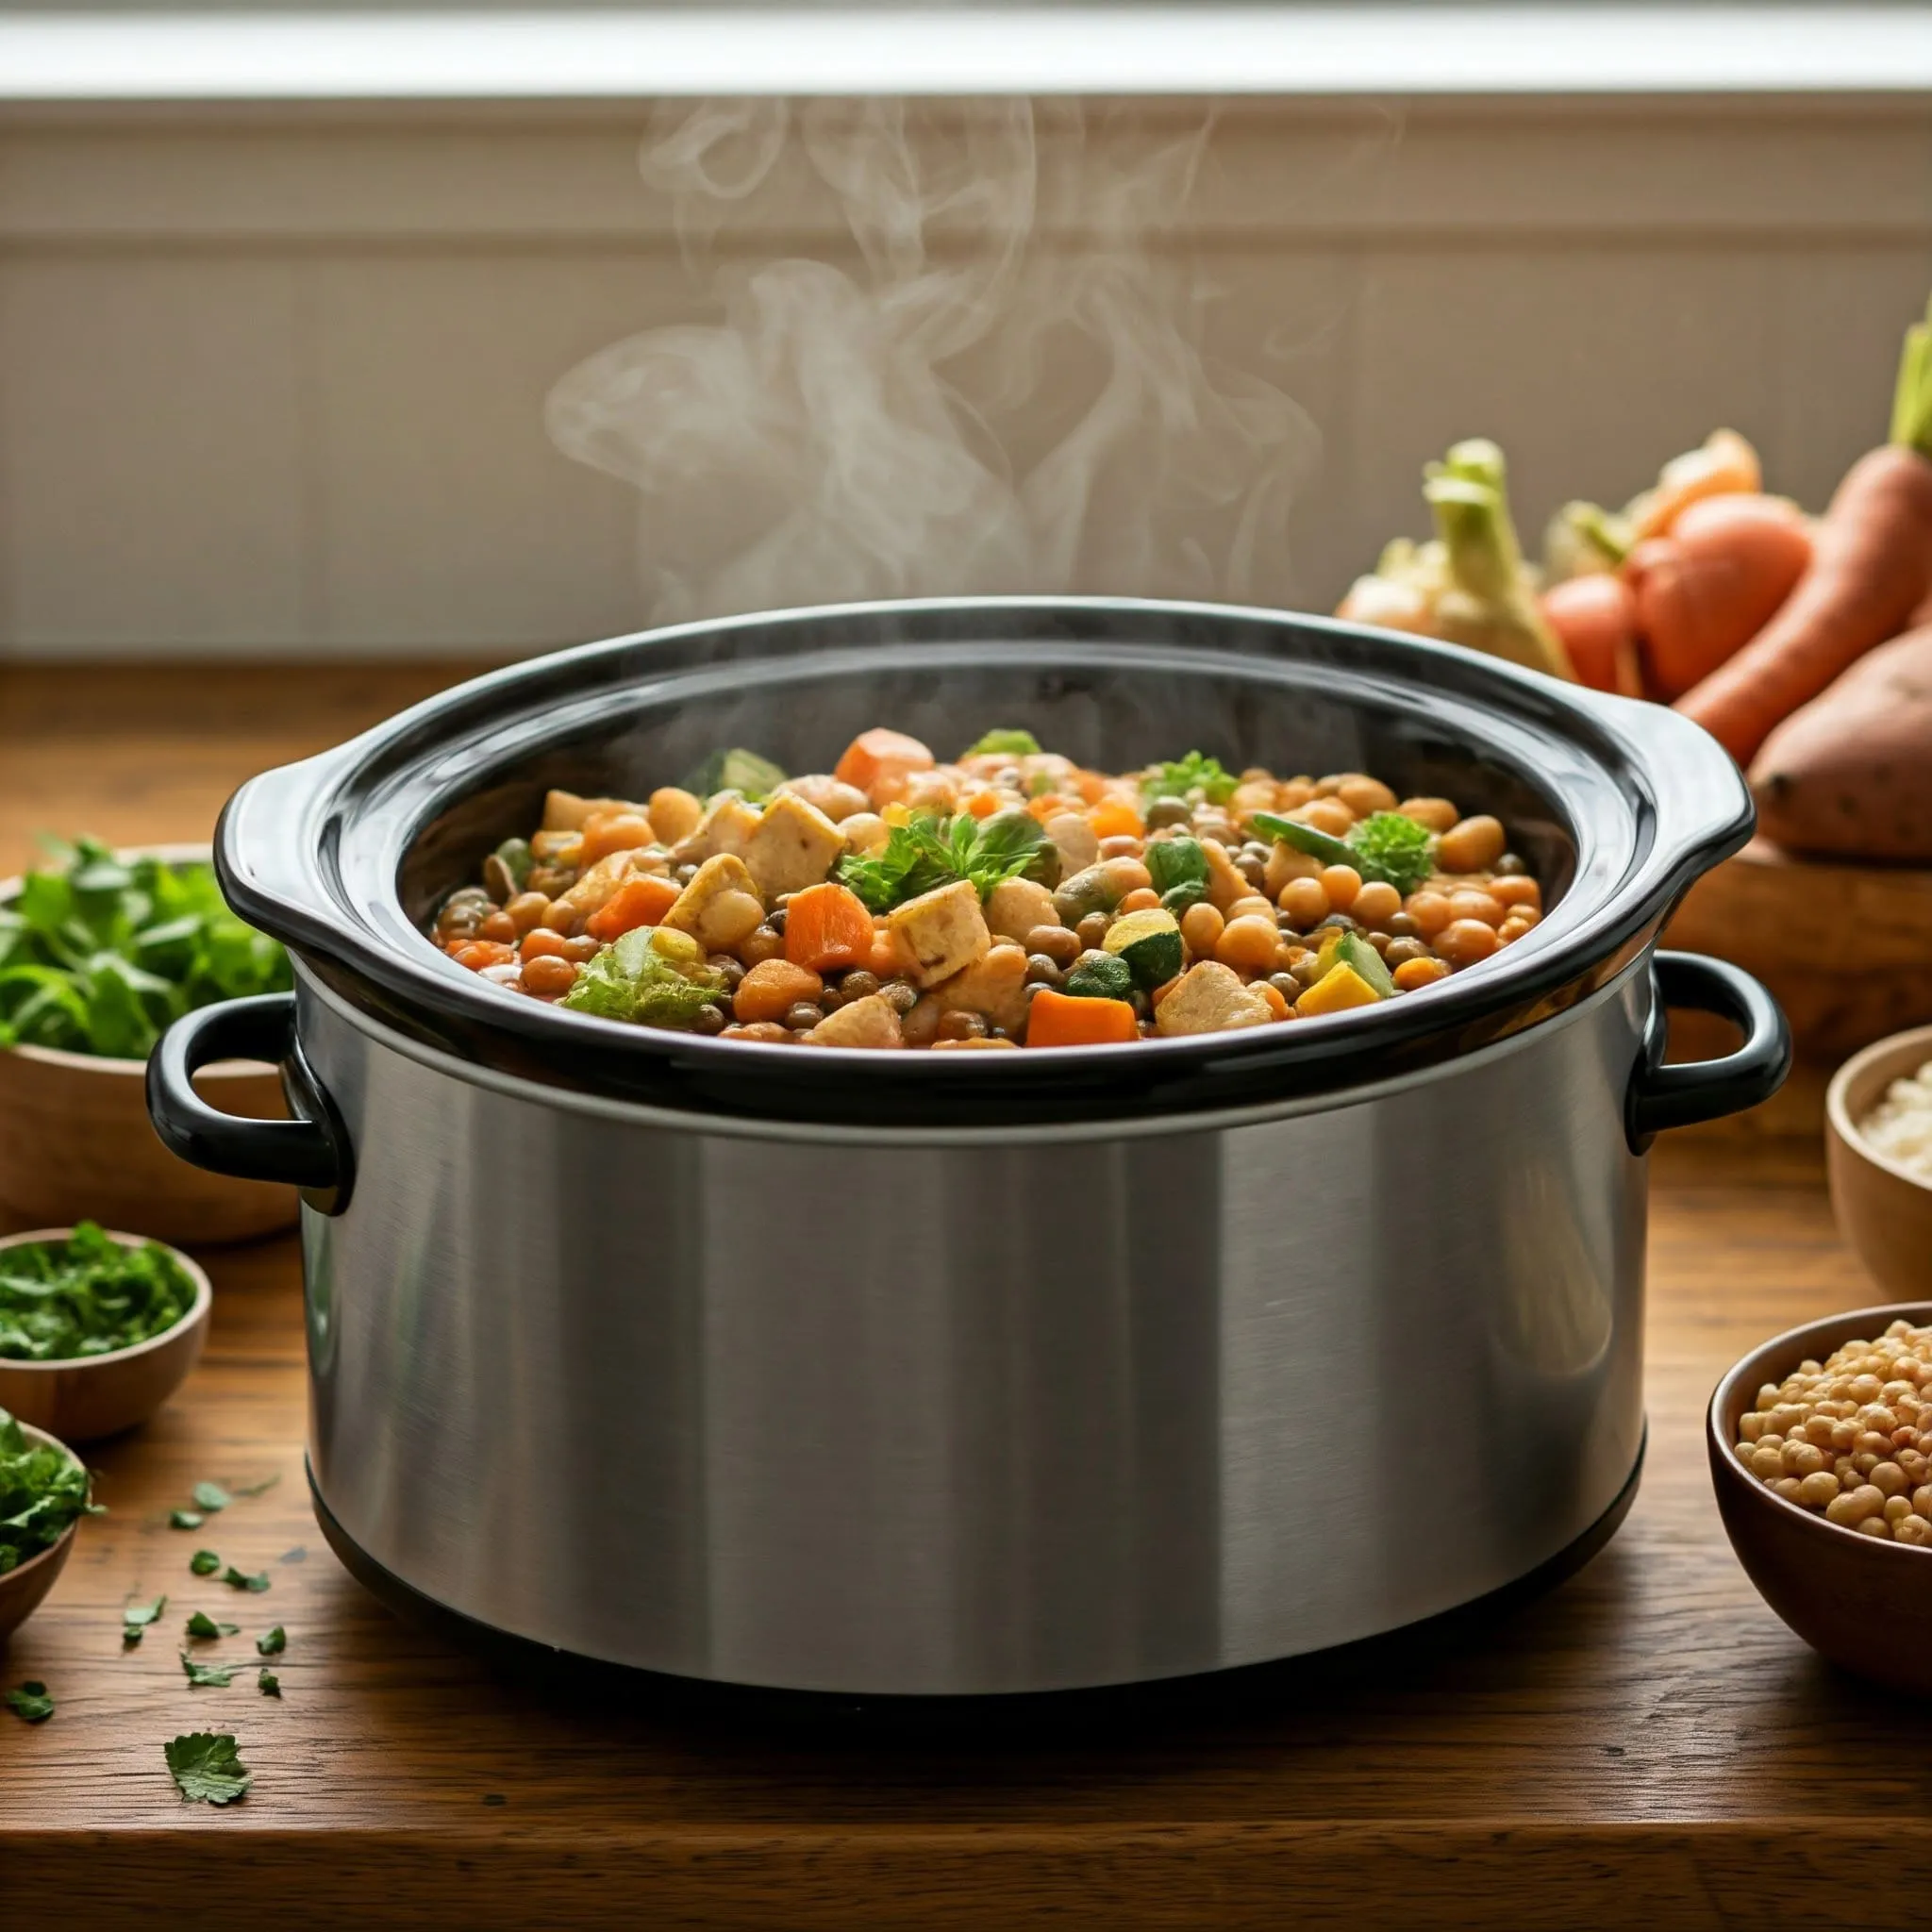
[0,1224,212,1441]
[0,841,298,1244]
[0,1407,95,1640]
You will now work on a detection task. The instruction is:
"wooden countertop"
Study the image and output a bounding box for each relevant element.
[2,664,1927,1930]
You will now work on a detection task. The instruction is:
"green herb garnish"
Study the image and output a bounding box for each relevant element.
[165,1732,252,1805]
[6,1680,53,1723]
[180,1651,238,1688]
[123,1593,167,1644]
[170,1509,203,1530]
[0,1223,197,1364]
[191,1481,231,1513]
[186,1611,239,1639]
[0,839,290,1058]
[258,1670,281,1698]
[836,809,1054,912]
[0,1407,99,1574]
[190,1550,221,1576]
[223,1567,271,1594]
[1144,835,1210,911]
[1063,954,1134,1001]
[1252,809,1438,896]
[1140,752,1237,808]
[960,728,1041,758]
[560,926,731,1030]
[256,1625,286,1657]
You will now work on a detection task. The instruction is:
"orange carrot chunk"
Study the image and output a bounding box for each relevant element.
[785,882,875,973]
[1023,989,1141,1047]
[584,873,680,942]
[833,728,935,800]
[578,810,658,866]
[1087,796,1145,841]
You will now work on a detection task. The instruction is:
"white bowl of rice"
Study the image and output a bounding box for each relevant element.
[1828,1024,1932,1302]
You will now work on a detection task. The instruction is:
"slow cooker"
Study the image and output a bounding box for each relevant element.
[148,598,1788,1695]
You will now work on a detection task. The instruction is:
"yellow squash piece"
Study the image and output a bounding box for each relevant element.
[1294,962,1384,1018]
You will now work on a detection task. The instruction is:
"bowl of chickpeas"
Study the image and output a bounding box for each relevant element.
[1709,1303,1932,1692]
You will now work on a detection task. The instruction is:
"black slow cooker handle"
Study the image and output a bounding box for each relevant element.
[148,993,352,1213]
[1626,951,1791,1152]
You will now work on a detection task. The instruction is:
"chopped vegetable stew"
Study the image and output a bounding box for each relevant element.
[432,730,1542,1049]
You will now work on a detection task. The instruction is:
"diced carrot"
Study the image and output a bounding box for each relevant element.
[785,882,876,973]
[962,789,1004,819]
[1087,795,1144,841]
[1023,988,1141,1047]
[1026,792,1074,823]
[833,728,935,801]
[578,810,658,866]
[584,873,680,942]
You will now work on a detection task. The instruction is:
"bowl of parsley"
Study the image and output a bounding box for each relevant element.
[0,841,297,1244]
[0,1224,212,1442]
[0,1407,96,1640]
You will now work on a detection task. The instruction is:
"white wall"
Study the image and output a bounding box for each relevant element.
[1,93,1928,658]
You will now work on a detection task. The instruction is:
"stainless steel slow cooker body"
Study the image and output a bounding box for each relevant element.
[149,598,1789,1694]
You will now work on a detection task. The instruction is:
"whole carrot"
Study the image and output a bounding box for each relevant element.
[1676,297,1932,762]
[1541,572,1642,696]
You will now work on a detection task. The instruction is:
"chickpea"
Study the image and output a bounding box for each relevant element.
[1025,924,1082,968]
[1898,1515,1932,1546]
[739,925,787,968]
[722,1021,791,1043]
[1334,775,1398,819]
[1350,880,1403,929]
[1797,1471,1840,1508]
[519,928,570,962]
[1025,954,1064,989]
[1384,937,1431,969]
[1491,874,1541,911]
[1279,877,1330,929]
[1225,894,1276,924]
[1298,798,1356,839]
[1434,919,1501,967]
[540,899,582,939]
[1075,911,1113,951]
[1263,841,1323,897]
[1782,1440,1826,1476]
[477,909,518,943]
[1392,957,1451,991]
[1100,856,1153,899]
[1255,979,1291,1020]
[1099,835,1144,861]
[1397,796,1459,833]
[1826,1484,1887,1527]
[1144,795,1191,830]
[1437,813,1507,873]
[1118,887,1161,915]
[1405,890,1453,937]
[1180,902,1225,957]
[1750,1444,1786,1481]
[1496,919,1535,948]
[521,954,579,999]
[1319,864,1362,913]
[1215,915,1284,974]
[504,891,553,936]
[1277,777,1316,809]
[1447,889,1507,927]
[1872,1461,1909,1497]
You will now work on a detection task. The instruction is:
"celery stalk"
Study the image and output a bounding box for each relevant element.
[1890,294,1932,459]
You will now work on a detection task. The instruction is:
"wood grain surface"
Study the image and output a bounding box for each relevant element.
[1,664,1924,1930]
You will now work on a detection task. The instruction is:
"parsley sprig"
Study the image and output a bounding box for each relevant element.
[836,810,1053,913]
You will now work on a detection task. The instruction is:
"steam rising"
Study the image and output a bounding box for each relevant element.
[546,99,1320,622]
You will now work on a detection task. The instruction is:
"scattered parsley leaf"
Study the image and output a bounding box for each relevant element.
[223,1567,270,1594]
[123,1593,167,1644]
[5,1680,53,1723]
[165,1731,252,1805]
[256,1625,286,1657]
[257,1670,281,1698]
[0,1406,100,1573]
[169,1509,203,1530]
[179,1651,238,1688]
[189,1550,220,1575]
[191,1481,231,1513]
[1140,751,1237,807]
[0,1223,197,1362]
[186,1611,239,1640]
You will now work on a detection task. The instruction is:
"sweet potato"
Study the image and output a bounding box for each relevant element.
[1749,625,1932,860]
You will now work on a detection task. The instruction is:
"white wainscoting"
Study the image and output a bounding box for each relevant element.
[2,92,1929,658]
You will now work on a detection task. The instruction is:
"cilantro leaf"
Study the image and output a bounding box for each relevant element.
[836,809,1054,912]
[170,1509,203,1531]
[256,1626,286,1657]
[165,1732,252,1805]
[180,1651,239,1688]
[223,1567,270,1594]
[6,1680,53,1723]
[190,1550,220,1576]
[192,1481,231,1513]
[959,728,1041,758]
[186,1611,239,1639]
[0,1406,99,1574]
[123,1593,167,1644]
[1140,752,1236,807]
[258,1670,281,1698]
[0,1223,198,1364]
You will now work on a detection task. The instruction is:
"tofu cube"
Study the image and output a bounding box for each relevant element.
[1154,961,1273,1037]
[926,943,1031,1035]
[887,879,991,987]
[982,876,1057,943]
[740,792,846,899]
[661,854,766,952]
[672,794,761,864]
[808,992,905,1048]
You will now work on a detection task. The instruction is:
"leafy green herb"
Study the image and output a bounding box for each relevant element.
[836,809,1054,913]
[1253,809,1438,896]
[681,748,788,805]
[165,1732,252,1805]
[258,1670,281,1698]
[192,1481,231,1513]
[223,1567,271,1594]
[1144,836,1210,912]
[0,840,290,1058]
[560,926,731,1031]
[1063,954,1134,1001]
[123,1594,167,1644]
[170,1509,203,1531]
[1140,752,1237,808]
[6,1680,53,1723]
[190,1550,221,1576]
[0,1223,198,1364]
[180,1651,239,1688]
[0,1407,99,1574]
[959,728,1041,759]
[186,1611,239,1640]
[256,1625,286,1657]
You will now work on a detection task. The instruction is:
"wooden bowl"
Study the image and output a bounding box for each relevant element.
[1708,1300,1932,1694]
[1825,1024,1932,1301]
[0,1421,85,1643]
[0,1228,211,1441]
[0,845,297,1246]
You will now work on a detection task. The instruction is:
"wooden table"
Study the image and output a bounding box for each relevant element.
[2,665,1927,1929]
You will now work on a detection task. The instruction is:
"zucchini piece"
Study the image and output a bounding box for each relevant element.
[1313,927,1395,999]
[1102,908,1184,990]
[1064,953,1134,1000]
[682,748,788,804]
[1144,835,1209,911]
[960,728,1041,758]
